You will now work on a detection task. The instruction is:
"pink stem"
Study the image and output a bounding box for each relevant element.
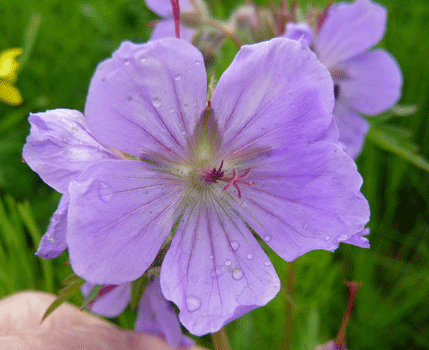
[170,0,181,39]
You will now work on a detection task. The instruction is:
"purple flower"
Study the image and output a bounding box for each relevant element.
[23,109,118,258]
[24,37,369,335]
[82,278,194,348]
[283,0,402,158]
[146,0,203,42]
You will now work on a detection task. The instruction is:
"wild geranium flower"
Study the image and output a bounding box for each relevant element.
[146,0,206,42]
[0,48,23,105]
[82,278,194,348]
[283,0,402,158]
[24,37,369,335]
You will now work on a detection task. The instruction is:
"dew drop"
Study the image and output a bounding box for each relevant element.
[210,266,223,279]
[139,56,147,63]
[230,240,240,251]
[209,255,214,260]
[186,295,201,312]
[339,234,348,240]
[225,260,232,266]
[232,268,243,280]
[324,235,331,241]
[302,223,309,229]
[151,98,161,108]
[169,107,175,113]
[98,182,113,203]
[174,74,182,81]
[264,261,271,267]
[246,253,254,260]
[48,237,55,243]
[195,60,201,66]
[124,59,130,66]
[264,235,272,242]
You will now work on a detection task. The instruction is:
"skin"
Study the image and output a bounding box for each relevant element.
[0,291,206,350]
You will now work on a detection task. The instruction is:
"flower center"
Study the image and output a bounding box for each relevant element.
[202,160,252,198]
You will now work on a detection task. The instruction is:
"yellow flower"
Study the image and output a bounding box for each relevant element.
[0,48,23,106]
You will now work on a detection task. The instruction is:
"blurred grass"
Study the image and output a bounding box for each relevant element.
[1,0,429,349]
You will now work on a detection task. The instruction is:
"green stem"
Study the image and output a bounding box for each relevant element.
[283,261,295,350]
[212,328,231,350]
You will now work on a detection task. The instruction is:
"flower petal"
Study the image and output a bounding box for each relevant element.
[336,50,402,115]
[235,142,370,262]
[0,48,22,81]
[23,109,115,193]
[282,22,314,48]
[84,39,207,160]
[36,194,69,259]
[81,282,131,318]
[150,19,195,42]
[333,101,369,159]
[315,0,386,67]
[136,277,194,348]
[145,0,193,18]
[0,81,22,105]
[337,228,370,248]
[161,199,280,336]
[67,159,184,284]
[211,38,334,159]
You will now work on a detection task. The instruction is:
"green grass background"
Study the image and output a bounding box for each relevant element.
[1,0,428,349]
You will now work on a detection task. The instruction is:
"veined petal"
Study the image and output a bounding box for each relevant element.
[337,50,402,115]
[23,109,115,194]
[136,277,194,348]
[145,0,193,18]
[333,101,369,159]
[81,282,130,318]
[84,39,207,160]
[36,194,69,259]
[161,199,280,336]
[211,38,334,159]
[282,22,314,48]
[315,0,387,67]
[150,19,195,42]
[67,159,185,284]
[234,142,370,262]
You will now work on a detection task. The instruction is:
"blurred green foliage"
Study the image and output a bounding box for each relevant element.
[1,0,429,349]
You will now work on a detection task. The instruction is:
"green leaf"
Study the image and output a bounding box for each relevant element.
[367,125,429,172]
[130,275,148,310]
[41,274,85,322]
[80,284,103,310]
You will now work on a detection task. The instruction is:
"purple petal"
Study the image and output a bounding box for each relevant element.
[338,228,370,248]
[150,19,195,42]
[333,101,369,159]
[136,277,194,348]
[282,22,314,48]
[145,0,193,18]
[336,50,402,115]
[67,159,184,284]
[81,282,131,318]
[235,143,370,262]
[315,0,386,67]
[22,109,115,193]
[161,200,281,336]
[211,38,334,159]
[36,194,69,259]
[84,39,206,160]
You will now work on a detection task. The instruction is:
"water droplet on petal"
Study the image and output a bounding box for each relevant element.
[48,237,55,243]
[210,265,223,279]
[230,240,240,251]
[324,235,331,241]
[264,235,272,242]
[195,60,201,66]
[124,59,130,66]
[98,182,113,203]
[151,98,161,108]
[186,295,201,312]
[246,253,253,260]
[209,255,213,260]
[225,260,231,266]
[302,223,309,229]
[139,56,147,63]
[174,74,182,81]
[169,107,175,113]
[232,268,243,280]
[339,234,348,240]
[264,261,271,267]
